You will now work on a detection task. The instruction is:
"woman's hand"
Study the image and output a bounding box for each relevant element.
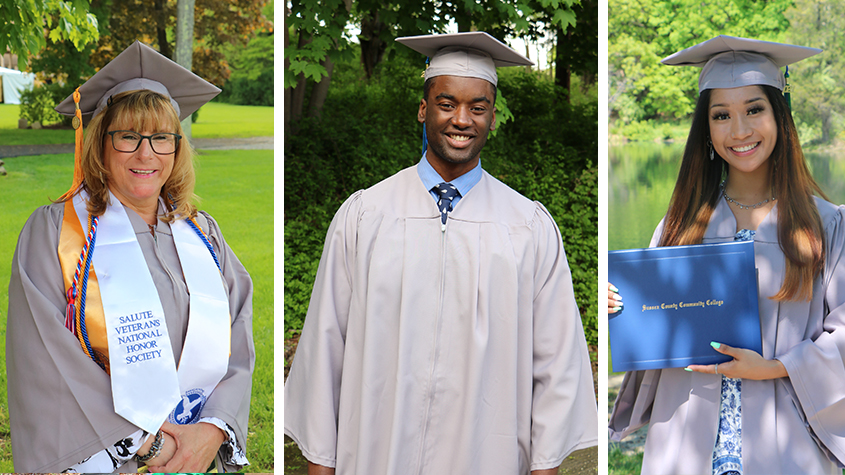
[685,341,788,380]
[146,421,226,473]
[608,282,623,314]
[136,430,177,468]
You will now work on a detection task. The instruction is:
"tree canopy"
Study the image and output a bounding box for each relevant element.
[1,0,99,68]
[27,0,270,88]
[285,0,595,130]
[785,0,845,144]
[610,0,845,144]
[609,0,791,122]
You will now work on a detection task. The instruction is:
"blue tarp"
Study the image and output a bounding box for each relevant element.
[0,66,35,105]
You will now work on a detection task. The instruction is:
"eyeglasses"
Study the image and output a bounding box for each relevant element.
[107,130,182,155]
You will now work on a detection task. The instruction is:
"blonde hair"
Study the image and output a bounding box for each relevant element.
[59,89,198,222]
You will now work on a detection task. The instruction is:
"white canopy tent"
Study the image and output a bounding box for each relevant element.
[0,67,35,104]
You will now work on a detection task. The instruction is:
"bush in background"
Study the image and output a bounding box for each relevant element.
[217,34,273,107]
[17,82,76,127]
[19,85,62,126]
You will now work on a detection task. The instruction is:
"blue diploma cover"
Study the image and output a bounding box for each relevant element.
[608,241,762,372]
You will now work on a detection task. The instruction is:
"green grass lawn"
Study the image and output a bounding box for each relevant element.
[0,150,273,471]
[0,102,273,145]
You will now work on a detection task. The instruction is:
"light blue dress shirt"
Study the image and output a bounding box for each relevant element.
[416,154,483,208]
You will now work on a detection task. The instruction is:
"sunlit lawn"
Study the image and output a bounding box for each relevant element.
[0,102,273,145]
[0,150,273,471]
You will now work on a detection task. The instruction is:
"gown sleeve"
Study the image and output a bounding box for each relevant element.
[7,205,141,472]
[528,203,599,470]
[283,192,364,468]
[775,206,845,465]
[193,211,255,471]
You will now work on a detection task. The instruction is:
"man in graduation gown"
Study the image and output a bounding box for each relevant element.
[284,32,598,475]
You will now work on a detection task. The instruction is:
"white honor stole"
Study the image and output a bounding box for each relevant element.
[72,191,230,433]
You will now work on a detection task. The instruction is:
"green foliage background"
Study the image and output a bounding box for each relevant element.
[284,57,598,346]
[609,0,845,146]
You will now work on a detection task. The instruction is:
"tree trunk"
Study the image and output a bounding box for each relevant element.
[284,4,291,134]
[822,109,832,143]
[154,0,172,59]
[455,6,473,32]
[175,0,195,139]
[308,56,334,117]
[360,10,386,79]
[290,32,311,125]
[555,24,571,101]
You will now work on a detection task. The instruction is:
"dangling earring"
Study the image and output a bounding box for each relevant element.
[707,139,714,161]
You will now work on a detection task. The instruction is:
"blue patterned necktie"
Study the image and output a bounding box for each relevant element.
[433,182,460,225]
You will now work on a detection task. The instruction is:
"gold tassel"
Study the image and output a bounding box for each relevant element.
[59,88,84,201]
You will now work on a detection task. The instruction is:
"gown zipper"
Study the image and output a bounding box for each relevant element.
[415,218,448,473]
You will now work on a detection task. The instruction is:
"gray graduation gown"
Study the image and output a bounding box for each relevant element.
[609,197,845,475]
[285,165,598,474]
[7,201,255,472]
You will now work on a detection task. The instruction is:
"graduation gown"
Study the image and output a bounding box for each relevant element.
[6,201,255,472]
[609,197,845,475]
[284,165,598,474]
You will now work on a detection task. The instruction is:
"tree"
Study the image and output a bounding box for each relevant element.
[285,0,352,130]
[0,0,99,68]
[32,0,269,88]
[175,0,196,138]
[553,0,597,94]
[785,0,845,144]
[285,0,588,130]
[609,0,792,122]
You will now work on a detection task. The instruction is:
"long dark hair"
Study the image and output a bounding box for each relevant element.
[659,85,827,301]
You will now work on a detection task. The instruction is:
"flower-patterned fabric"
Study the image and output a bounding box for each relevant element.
[712,228,755,475]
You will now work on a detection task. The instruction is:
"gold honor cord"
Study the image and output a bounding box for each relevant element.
[59,200,110,372]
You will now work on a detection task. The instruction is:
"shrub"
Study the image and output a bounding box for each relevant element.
[218,34,273,106]
[18,85,63,126]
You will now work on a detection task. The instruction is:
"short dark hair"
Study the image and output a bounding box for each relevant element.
[423,76,497,105]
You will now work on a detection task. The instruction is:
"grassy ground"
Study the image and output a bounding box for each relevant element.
[0,102,273,145]
[0,150,273,471]
[608,445,643,475]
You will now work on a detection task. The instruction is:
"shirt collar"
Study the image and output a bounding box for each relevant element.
[417,154,483,197]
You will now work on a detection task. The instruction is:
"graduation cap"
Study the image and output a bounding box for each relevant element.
[661,35,822,94]
[396,31,534,86]
[56,40,220,122]
[54,41,220,200]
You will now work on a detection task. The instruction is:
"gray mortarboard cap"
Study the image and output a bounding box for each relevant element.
[396,32,534,86]
[661,35,822,92]
[56,40,221,122]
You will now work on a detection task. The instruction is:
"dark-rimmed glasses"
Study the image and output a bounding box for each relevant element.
[107,130,182,155]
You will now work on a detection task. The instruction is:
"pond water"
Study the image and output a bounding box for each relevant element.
[609,142,845,251]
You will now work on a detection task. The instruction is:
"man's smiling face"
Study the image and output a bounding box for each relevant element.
[418,75,496,174]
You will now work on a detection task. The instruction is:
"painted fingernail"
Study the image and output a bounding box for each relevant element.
[612,294,623,302]
[710,341,721,349]
[609,284,619,292]
[684,367,693,372]
[612,306,622,313]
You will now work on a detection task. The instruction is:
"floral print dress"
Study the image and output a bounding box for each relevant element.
[712,228,755,475]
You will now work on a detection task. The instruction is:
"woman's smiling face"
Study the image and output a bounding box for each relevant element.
[708,85,778,176]
[103,120,176,212]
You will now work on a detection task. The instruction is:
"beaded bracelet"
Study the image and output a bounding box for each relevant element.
[135,430,165,463]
